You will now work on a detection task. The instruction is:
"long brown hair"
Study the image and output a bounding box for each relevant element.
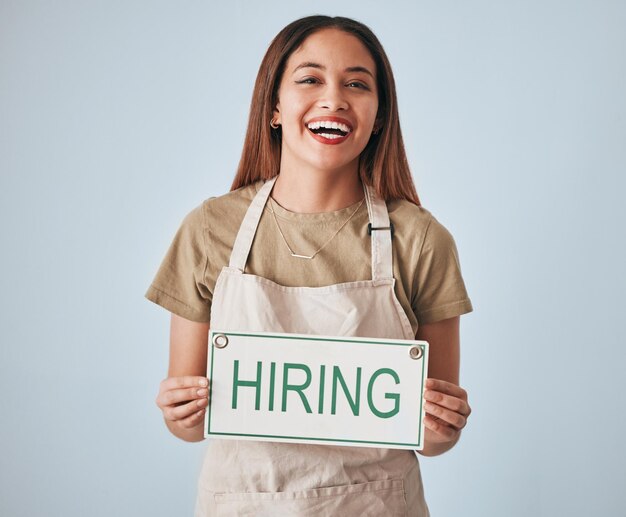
[230,15,420,205]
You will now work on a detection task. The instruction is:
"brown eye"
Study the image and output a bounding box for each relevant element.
[296,77,318,85]
[347,81,369,90]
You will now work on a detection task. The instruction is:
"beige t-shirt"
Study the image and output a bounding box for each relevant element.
[145,181,473,334]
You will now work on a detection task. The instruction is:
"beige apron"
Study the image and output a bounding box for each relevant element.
[195,177,430,516]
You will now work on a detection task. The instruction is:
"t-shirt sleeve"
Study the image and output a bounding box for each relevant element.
[144,203,212,323]
[411,215,473,324]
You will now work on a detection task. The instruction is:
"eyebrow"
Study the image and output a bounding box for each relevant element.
[292,62,375,79]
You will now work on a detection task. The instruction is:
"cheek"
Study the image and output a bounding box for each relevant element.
[355,111,378,139]
[357,99,379,127]
[367,102,380,125]
[278,93,308,121]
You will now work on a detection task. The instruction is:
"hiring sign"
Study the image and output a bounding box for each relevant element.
[204,330,429,450]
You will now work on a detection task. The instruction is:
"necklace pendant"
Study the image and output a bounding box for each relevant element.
[269,195,364,261]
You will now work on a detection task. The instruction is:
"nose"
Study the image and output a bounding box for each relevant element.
[318,83,348,111]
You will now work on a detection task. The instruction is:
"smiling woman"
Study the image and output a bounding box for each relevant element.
[272,29,380,177]
[146,14,473,517]
[232,16,420,206]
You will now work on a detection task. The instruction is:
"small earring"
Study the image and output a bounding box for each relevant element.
[372,125,381,135]
[270,119,280,129]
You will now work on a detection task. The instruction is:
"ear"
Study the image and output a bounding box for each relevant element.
[372,114,383,134]
[272,104,281,125]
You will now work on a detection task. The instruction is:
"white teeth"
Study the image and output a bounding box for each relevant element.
[306,120,351,133]
[319,133,341,139]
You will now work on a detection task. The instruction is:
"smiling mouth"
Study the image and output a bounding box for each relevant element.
[306,120,353,143]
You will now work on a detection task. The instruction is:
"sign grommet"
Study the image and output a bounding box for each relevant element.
[409,346,422,360]
[213,333,229,349]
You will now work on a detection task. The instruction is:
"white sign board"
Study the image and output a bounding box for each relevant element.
[205,330,429,450]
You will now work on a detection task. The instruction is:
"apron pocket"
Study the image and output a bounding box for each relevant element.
[211,479,407,517]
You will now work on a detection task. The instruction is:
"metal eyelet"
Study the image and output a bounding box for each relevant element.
[213,334,229,349]
[409,346,423,360]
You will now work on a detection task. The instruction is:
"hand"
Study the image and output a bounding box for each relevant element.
[155,376,210,430]
[423,378,471,446]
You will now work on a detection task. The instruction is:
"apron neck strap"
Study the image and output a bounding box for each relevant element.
[228,176,277,272]
[363,183,393,281]
[228,176,393,280]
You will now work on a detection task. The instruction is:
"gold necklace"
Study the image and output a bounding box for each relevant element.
[269,196,365,259]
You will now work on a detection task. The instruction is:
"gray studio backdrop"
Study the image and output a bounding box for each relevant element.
[2,1,625,516]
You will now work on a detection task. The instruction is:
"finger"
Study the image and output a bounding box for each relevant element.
[157,387,209,409]
[424,390,471,417]
[424,414,459,441]
[160,376,208,393]
[425,379,467,400]
[164,397,209,422]
[179,408,207,430]
[424,401,467,429]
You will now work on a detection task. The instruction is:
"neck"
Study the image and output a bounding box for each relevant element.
[272,161,364,213]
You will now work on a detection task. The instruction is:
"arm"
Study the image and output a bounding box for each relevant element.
[155,313,210,442]
[416,316,471,457]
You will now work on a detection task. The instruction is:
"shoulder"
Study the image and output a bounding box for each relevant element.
[387,199,433,235]
[387,199,462,268]
[193,181,263,260]
[202,181,261,220]
[388,199,456,242]
[182,181,261,232]
[387,199,435,254]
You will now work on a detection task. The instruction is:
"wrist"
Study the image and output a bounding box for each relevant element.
[417,432,461,457]
[165,417,206,443]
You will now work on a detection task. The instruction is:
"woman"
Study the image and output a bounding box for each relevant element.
[146,15,473,516]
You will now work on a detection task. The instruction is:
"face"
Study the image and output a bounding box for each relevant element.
[273,28,379,176]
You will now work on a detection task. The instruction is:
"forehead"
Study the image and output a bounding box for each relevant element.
[286,28,376,75]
